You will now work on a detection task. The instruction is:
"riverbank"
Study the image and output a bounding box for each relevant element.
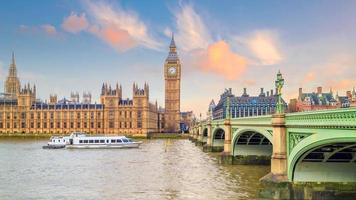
[0,132,190,139]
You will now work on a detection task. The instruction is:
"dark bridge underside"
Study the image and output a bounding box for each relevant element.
[294,143,356,182]
[236,132,271,145]
[233,131,272,165]
[214,129,225,140]
[212,129,225,151]
[203,128,208,137]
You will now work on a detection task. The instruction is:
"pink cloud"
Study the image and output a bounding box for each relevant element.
[85,1,161,51]
[18,24,57,36]
[41,24,57,36]
[329,79,356,92]
[245,31,282,65]
[193,40,247,80]
[62,12,89,33]
[89,25,137,52]
[302,71,316,84]
[242,79,257,86]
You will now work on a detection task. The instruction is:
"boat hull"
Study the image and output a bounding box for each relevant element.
[42,145,66,149]
[65,142,142,149]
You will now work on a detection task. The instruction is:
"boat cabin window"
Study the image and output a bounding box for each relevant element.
[79,140,83,143]
[89,140,94,143]
[94,140,99,143]
[117,139,122,143]
[111,140,116,143]
[128,139,132,142]
[122,138,129,143]
[106,140,109,143]
[84,140,88,143]
[100,140,105,143]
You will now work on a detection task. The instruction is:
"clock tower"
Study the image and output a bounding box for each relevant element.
[164,34,181,132]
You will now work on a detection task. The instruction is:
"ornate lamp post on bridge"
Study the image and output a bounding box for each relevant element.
[275,70,285,114]
[267,70,288,182]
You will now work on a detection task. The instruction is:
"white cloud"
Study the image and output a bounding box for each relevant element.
[18,24,58,37]
[163,27,172,38]
[41,24,57,36]
[62,12,89,33]
[174,4,213,51]
[244,30,283,65]
[84,1,162,51]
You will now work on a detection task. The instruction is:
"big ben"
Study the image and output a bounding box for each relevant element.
[164,34,181,132]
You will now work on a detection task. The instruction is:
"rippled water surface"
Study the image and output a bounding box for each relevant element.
[0,138,269,200]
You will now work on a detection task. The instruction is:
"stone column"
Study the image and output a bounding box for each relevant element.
[223,119,232,154]
[220,119,232,164]
[197,125,203,141]
[194,125,199,140]
[270,113,288,182]
[206,123,212,146]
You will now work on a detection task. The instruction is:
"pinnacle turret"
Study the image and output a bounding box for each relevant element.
[5,52,21,98]
[12,51,15,65]
[169,33,176,50]
[166,33,179,61]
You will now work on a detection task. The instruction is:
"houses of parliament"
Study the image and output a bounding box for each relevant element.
[0,37,191,136]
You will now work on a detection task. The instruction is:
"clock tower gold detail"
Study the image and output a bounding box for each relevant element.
[164,34,181,132]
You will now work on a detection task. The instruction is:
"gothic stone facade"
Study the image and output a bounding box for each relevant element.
[0,54,161,136]
[211,88,287,120]
[164,35,181,132]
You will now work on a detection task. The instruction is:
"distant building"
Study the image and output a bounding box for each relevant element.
[288,87,355,112]
[211,87,287,120]
[335,88,356,108]
[207,100,216,120]
[180,111,193,132]
[0,53,164,136]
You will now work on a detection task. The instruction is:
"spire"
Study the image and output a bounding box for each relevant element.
[166,34,179,62]
[9,51,17,77]
[169,33,176,50]
[12,51,15,65]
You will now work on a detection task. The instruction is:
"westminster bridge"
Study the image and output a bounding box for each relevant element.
[190,107,356,184]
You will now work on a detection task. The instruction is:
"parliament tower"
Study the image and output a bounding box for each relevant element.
[164,35,181,132]
[5,52,20,98]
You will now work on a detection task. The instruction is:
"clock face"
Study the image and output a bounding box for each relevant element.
[168,66,176,75]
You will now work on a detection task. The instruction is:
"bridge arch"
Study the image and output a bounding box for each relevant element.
[212,127,225,147]
[203,128,208,137]
[232,128,273,158]
[288,131,356,182]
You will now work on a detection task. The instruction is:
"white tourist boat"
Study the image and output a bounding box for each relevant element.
[43,132,142,149]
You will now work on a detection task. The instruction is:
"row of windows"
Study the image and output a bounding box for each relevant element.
[228,104,277,107]
[79,138,130,144]
[32,104,103,110]
[213,106,277,119]
[109,122,136,129]
[0,112,102,120]
[108,111,135,118]
[0,122,102,129]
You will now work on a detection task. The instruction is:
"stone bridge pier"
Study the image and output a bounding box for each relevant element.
[203,123,213,151]
[268,113,287,182]
[220,119,232,163]
[196,125,205,146]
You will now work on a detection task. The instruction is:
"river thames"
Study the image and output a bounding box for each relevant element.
[0,138,269,200]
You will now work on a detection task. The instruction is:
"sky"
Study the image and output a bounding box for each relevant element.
[0,0,356,117]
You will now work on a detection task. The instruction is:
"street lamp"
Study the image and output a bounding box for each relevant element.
[275,70,285,114]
